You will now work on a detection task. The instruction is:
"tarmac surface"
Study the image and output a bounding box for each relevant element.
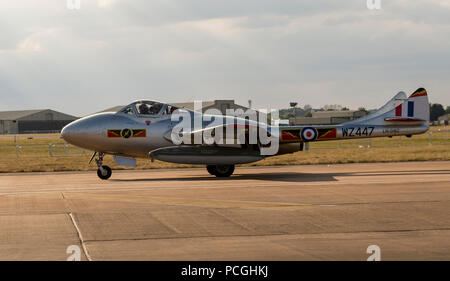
[0,161,449,261]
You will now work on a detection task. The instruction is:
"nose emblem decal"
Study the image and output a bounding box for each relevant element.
[146,121,151,126]
[107,129,122,138]
[121,128,132,138]
[107,129,147,138]
[132,129,146,138]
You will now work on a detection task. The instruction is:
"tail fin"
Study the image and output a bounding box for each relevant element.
[345,88,429,126]
[404,88,429,121]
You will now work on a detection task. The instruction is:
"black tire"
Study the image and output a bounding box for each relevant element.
[214,165,235,177]
[97,165,112,180]
[206,165,217,176]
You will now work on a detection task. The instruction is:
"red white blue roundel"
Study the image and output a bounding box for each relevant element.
[301,127,317,142]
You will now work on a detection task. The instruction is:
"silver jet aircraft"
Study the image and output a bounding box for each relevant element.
[61,88,430,179]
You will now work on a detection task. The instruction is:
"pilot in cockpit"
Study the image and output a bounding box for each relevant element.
[139,103,150,115]
[150,103,163,114]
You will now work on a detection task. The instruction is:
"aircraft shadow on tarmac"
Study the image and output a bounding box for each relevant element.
[110,169,448,183]
[111,172,336,183]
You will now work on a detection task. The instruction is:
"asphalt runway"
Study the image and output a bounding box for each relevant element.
[0,161,449,261]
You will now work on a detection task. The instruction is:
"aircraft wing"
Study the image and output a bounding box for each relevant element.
[164,121,271,146]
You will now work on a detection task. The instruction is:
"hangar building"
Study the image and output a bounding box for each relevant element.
[0,109,78,134]
[290,110,367,125]
[173,100,250,116]
[438,114,448,126]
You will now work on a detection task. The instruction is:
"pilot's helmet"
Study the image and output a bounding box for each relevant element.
[139,103,148,113]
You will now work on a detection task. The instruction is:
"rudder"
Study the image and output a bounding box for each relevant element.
[404,88,429,122]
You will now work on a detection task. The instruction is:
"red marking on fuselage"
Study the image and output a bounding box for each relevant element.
[281,130,301,141]
[318,128,337,140]
[384,117,424,122]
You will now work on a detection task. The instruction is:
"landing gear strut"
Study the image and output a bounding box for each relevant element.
[206,164,235,177]
[93,152,112,180]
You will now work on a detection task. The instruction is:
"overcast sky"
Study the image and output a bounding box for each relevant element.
[0,0,449,116]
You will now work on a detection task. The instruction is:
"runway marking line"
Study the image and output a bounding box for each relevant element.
[81,227,450,244]
[68,212,92,261]
[6,192,449,211]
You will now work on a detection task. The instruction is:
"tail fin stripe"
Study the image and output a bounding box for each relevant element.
[409,88,427,98]
[395,104,402,116]
[408,101,414,117]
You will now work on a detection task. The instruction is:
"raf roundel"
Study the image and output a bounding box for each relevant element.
[301,127,317,142]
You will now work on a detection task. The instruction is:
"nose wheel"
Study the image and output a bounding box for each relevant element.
[206,164,235,177]
[97,165,112,180]
[92,152,112,180]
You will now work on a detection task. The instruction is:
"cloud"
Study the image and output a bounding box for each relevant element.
[0,0,449,115]
[98,0,119,8]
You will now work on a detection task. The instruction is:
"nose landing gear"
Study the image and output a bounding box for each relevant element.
[97,165,112,180]
[206,164,235,177]
[91,152,112,180]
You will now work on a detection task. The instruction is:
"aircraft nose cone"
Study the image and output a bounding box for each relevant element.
[61,118,93,145]
[61,122,76,143]
[60,113,111,151]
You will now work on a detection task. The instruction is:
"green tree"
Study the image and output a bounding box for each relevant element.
[430,103,446,121]
[304,111,312,117]
[446,106,450,114]
[358,107,368,114]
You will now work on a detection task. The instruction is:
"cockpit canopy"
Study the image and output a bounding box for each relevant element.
[117,101,180,117]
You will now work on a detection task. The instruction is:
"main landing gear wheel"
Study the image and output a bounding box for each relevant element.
[97,165,112,180]
[206,165,217,176]
[93,152,112,180]
[206,164,235,177]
